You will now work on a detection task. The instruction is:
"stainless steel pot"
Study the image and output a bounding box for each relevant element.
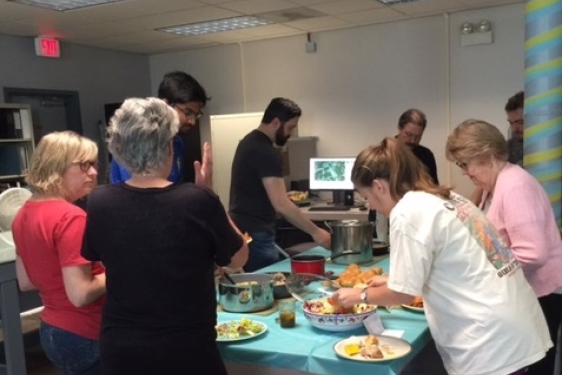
[325,220,375,264]
[217,273,274,312]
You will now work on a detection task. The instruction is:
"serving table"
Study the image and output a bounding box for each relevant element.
[218,247,430,375]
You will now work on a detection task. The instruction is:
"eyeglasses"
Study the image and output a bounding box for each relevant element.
[508,119,524,126]
[175,105,203,120]
[455,161,469,170]
[73,160,99,172]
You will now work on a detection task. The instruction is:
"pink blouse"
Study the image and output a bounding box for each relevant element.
[480,163,562,297]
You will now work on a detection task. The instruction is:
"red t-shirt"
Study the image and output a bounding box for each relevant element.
[12,199,104,340]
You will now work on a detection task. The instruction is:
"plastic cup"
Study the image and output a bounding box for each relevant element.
[278,299,296,328]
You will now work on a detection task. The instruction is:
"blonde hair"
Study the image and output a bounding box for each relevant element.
[26,131,98,197]
[446,119,508,163]
[352,137,451,200]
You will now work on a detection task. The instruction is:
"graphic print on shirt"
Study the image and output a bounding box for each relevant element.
[444,194,519,277]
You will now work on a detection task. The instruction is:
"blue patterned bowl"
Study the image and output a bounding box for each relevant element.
[302,298,377,332]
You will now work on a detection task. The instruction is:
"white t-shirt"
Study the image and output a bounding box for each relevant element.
[387,191,552,375]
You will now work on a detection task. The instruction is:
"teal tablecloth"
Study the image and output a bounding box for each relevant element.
[217,247,430,375]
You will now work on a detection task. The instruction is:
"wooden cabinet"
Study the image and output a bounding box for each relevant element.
[0,104,35,188]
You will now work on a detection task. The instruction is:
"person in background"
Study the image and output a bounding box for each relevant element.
[505,91,524,166]
[396,108,439,184]
[469,91,525,206]
[332,137,551,375]
[82,97,248,375]
[12,131,106,375]
[446,119,562,375]
[229,97,331,272]
[109,70,208,184]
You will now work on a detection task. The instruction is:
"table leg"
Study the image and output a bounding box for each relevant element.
[0,279,27,375]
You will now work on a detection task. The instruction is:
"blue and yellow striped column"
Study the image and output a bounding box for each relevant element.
[524,0,562,226]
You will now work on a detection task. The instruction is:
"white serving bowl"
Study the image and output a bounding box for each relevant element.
[302,299,377,332]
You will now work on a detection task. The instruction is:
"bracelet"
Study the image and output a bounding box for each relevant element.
[360,287,369,304]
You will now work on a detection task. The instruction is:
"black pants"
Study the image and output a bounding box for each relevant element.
[526,293,562,375]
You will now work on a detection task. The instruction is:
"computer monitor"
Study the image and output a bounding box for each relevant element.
[309,157,356,206]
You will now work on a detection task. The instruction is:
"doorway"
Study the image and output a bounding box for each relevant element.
[3,88,82,145]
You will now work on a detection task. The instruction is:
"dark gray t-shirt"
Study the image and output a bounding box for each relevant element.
[508,137,523,166]
[229,129,283,234]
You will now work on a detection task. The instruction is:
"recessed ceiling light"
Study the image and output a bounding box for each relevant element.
[8,0,134,11]
[159,16,275,37]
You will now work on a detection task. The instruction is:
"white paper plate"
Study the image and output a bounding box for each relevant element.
[216,320,268,342]
[401,304,424,313]
[333,335,412,362]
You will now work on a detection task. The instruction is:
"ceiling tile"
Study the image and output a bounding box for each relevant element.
[0,0,527,53]
[337,7,406,25]
[119,6,242,29]
[390,0,466,16]
[307,0,385,15]
[218,0,298,14]
[287,0,334,5]
[243,23,301,36]
[59,0,205,22]
[285,15,349,31]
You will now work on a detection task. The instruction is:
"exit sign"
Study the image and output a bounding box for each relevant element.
[34,36,60,58]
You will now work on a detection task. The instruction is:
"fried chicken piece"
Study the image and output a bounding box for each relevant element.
[358,269,377,283]
[410,296,424,308]
[361,345,383,359]
[337,275,358,287]
[364,334,379,347]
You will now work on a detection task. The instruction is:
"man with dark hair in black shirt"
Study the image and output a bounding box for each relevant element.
[229,97,331,272]
[504,91,524,166]
[396,108,439,184]
[369,109,439,233]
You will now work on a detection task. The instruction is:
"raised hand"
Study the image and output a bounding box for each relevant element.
[194,141,213,189]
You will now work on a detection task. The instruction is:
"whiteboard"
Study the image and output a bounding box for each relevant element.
[210,112,263,209]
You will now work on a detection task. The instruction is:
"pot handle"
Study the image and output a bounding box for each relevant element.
[324,221,332,233]
[330,249,362,261]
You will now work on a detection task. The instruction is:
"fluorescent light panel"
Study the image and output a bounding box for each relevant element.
[160,16,274,37]
[8,0,133,11]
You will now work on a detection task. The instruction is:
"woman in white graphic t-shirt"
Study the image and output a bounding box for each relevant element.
[331,137,551,375]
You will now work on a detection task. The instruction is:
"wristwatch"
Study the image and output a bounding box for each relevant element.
[360,287,369,304]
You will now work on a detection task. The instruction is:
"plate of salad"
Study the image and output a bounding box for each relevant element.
[215,317,268,342]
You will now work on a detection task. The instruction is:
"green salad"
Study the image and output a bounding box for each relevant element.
[215,318,265,340]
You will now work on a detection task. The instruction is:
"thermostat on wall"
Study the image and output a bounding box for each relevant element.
[34,36,60,58]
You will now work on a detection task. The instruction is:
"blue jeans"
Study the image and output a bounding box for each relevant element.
[40,321,101,375]
[243,232,280,272]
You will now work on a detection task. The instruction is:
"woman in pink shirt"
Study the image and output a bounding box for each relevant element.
[446,119,562,375]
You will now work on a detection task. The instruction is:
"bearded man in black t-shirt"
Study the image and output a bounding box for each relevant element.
[229,97,331,272]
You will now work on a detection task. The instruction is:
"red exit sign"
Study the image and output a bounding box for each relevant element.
[34,36,60,58]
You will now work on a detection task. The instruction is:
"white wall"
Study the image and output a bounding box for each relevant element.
[150,3,524,199]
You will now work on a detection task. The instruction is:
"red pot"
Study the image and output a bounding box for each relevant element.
[290,254,325,276]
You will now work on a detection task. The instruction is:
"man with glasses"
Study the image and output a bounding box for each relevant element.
[395,108,439,184]
[109,71,208,184]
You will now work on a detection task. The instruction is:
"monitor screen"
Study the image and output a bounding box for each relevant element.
[309,157,355,191]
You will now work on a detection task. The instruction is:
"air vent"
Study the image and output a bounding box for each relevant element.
[256,7,326,23]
